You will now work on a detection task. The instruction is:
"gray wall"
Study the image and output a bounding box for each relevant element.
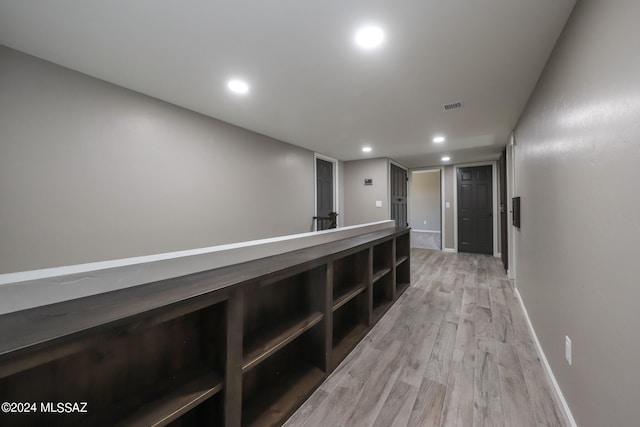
[0,45,315,273]
[513,0,640,425]
[343,158,389,226]
[410,170,440,231]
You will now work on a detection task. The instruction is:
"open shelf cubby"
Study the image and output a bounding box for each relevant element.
[372,270,394,321]
[242,266,326,373]
[395,256,411,296]
[241,328,325,427]
[395,231,411,296]
[240,265,326,426]
[372,240,393,284]
[395,231,410,266]
[0,302,226,427]
[332,249,368,311]
[332,291,368,368]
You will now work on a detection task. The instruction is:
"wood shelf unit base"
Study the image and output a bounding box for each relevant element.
[396,282,410,296]
[332,323,368,369]
[242,337,325,427]
[242,363,324,427]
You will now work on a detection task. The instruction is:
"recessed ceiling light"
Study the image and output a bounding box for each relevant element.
[362,146,372,153]
[354,26,385,49]
[227,79,250,95]
[433,136,446,143]
[441,156,451,162]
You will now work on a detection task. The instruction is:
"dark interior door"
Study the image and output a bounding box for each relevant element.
[390,164,408,228]
[316,158,333,219]
[499,151,508,270]
[458,165,493,254]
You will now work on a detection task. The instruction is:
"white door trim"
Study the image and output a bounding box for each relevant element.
[409,166,445,249]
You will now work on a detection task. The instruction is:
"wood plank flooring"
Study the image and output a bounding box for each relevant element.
[284,249,569,427]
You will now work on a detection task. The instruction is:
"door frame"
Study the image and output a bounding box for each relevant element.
[408,166,445,250]
[388,160,409,226]
[453,161,499,257]
[506,133,517,281]
[314,153,339,229]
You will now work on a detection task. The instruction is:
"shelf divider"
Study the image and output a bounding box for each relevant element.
[372,267,391,284]
[396,255,408,266]
[242,311,324,373]
[116,368,223,427]
[332,282,367,312]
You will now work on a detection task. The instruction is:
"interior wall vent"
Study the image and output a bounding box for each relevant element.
[443,101,462,111]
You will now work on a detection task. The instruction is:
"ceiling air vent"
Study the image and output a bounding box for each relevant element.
[443,101,462,112]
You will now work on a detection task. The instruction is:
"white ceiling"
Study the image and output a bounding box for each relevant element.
[0,0,576,168]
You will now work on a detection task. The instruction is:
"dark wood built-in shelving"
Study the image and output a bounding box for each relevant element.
[242,311,324,372]
[332,322,368,365]
[242,362,324,427]
[372,266,392,283]
[0,227,410,427]
[396,281,410,295]
[394,232,411,296]
[372,266,394,322]
[117,368,223,427]
[332,282,366,311]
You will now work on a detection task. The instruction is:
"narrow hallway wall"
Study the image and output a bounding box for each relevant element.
[0,46,315,273]
[513,0,640,425]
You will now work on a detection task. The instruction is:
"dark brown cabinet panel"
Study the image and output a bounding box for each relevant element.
[0,228,410,427]
[0,302,226,427]
[395,232,411,294]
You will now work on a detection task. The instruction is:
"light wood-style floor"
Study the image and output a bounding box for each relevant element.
[411,231,441,251]
[284,249,569,427]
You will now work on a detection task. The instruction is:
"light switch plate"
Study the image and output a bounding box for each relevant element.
[445,202,451,208]
[375,200,382,208]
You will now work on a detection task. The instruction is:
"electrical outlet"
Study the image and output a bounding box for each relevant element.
[565,336,572,365]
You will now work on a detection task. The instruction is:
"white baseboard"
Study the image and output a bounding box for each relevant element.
[514,289,577,427]
[442,248,457,253]
[412,229,441,233]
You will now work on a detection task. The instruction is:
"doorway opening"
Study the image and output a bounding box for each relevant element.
[410,169,442,250]
[314,154,338,231]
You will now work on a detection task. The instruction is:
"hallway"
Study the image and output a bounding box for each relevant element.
[285,249,569,427]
